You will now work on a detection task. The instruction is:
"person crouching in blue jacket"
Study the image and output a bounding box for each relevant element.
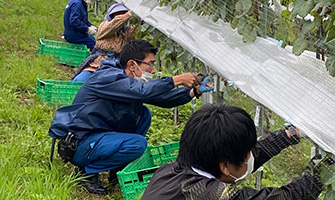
[63,0,97,50]
[48,39,215,195]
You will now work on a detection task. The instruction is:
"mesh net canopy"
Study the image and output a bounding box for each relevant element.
[116,0,335,156]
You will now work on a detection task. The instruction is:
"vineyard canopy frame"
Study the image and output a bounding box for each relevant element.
[112,0,335,155]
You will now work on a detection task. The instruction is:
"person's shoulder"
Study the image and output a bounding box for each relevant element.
[68,0,83,6]
[94,60,124,78]
[67,0,79,7]
[100,58,122,69]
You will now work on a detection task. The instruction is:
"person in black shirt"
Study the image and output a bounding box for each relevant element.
[142,104,327,200]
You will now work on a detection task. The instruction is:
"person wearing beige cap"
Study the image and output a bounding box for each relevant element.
[72,3,140,82]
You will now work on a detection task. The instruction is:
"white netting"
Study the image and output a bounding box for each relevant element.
[117,0,335,155]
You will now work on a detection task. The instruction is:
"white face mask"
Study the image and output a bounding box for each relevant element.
[229,152,254,182]
[133,65,154,83]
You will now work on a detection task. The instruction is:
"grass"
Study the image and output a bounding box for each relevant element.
[0,0,314,199]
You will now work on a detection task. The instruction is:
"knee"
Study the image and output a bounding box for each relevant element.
[122,135,147,158]
[133,136,147,157]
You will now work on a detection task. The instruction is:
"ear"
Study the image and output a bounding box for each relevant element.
[219,161,230,176]
[126,60,137,72]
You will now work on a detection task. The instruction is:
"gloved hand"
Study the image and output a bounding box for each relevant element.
[88,26,97,35]
[285,124,300,145]
[199,76,215,93]
[91,25,97,31]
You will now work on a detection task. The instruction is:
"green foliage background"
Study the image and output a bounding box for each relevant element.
[156,0,335,76]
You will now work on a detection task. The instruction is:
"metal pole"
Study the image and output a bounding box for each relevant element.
[263,0,267,37]
[255,103,264,190]
[202,64,212,105]
[174,107,178,125]
[157,41,162,78]
[94,0,99,17]
[215,74,220,104]
[191,57,196,114]
[258,105,264,137]
[314,25,323,161]
[254,0,268,189]
[191,99,196,114]
[173,55,180,125]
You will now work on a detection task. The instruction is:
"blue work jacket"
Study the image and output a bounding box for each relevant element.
[63,0,92,42]
[49,59,192,140]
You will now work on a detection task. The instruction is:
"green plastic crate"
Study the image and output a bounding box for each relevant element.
[37,38,90,67]
[36,78,83,106]
[117,142,180,200]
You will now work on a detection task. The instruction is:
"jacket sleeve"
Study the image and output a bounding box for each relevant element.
[124,24,138,41]
[87,20,92,27]
[96,12,131,40]
[69,3,89,33]
[252,129,299,171]
[231,172,323,200]
[144,87,192,108]
[88,74,176,102]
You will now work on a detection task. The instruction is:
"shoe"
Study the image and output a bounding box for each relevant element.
[75,167,108,195]
[108,169,118,185]
[108,166,124,184]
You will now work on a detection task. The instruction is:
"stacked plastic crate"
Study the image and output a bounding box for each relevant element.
[117,142,180,200]
[38,38,89,67]
[36,38,89,106]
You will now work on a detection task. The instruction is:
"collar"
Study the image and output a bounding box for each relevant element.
[191,167,215,179]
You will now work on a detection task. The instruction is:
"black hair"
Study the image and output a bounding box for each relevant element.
[119,40,158,69]
[176,104,257,178]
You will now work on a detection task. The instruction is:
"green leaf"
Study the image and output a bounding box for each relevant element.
[287,21,296,42]
[325,38,335,52]
[324,185,335,200]
[235,0,252,17]
[237,16,247,35]
[302,20,316,34]
[183,0,194,10]
[312,0,331,16]
[212,10,221,22]
[325,55,335,77]
[292,0,315,18]
[328,27,335,40]
[225,0,236,21]
[243,27,257,43]
[315,35,328,48]
[324,18,335,31]
[231,16,239,29]
[221,2,227,19]
[280,0,294,7]
[275,19,289,41]
[241,0,252,14]
[282,9,290,18]
[292,37,308,55]
[320,164,335,185]
[235,0,242,14]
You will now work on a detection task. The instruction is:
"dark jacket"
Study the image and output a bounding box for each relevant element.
[63,0,92,42]
[48,58,192,140]
[141,130,323,200]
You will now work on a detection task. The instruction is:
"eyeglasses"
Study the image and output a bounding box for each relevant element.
[133,58,155,70]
